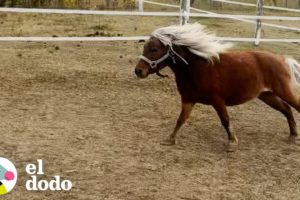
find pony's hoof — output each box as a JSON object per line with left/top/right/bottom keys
{"left": 288, "top": 135, "right": 298, "bottom": 144}
{"left": 226, "top": 140, "right": 238, "bottom": 152}
{"left": 160, "top": 138, "right": 176, "bottom": 146}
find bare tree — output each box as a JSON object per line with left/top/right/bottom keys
{"left": 265, "top": 0, "right": 277, "bottom": 6}
{"left": 10, "top": 0, "right": 17, "bottom": 7}
{"left": 105, "top": 0, "right": 118, "bottom": 9}
{"left": 0, "top": 0, "right": 5, "bottom": 6}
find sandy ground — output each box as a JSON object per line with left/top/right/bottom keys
{"left": 0, "top": 40, "right": 299, "bottom": 200}
{"left": 1, "top": 1, "right": 300, "bottom": 199}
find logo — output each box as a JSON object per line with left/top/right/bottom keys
{"left": 0, "top": 157, "right": 17, "bottom": 195}
{"left": 26, "top": 159, "right": 72, "bottom": 191}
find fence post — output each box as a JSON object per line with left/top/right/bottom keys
{"left": 138, "top": 0, "right": 143, "bottom": 12}
{"left": 254, "top": 0, "right": 263, "bottom": 46}
{"left": 180, "top": 0, "right": 190, "bottom": 25}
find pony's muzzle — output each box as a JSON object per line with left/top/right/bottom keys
{"left": 135, "top": 68, "right": 143, "bottom": 77}
{"left": 135, "top": 63, "right": 149, "bottom": 78}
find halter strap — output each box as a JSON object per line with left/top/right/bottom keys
{"left": 169, "top": 46, "right": 188, "bottom": 65}
{"left": 139, "top": 47, "right": 188, "bottom": 71}
{"left": 139, "top": 51, "right": 171, "bottom": 69}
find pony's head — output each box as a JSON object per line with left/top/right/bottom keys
{"left": 135, "top": 37, "right": 171, "bottom": 78}
{"left": 135, "top": 23, "right": 232, "bottom": 78}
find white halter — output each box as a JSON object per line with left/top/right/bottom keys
{"left": 139, "top": 51, "right": 171, "bottom": 69}
{"left": 139, "top": 46, "right": 188, "bottom": 70}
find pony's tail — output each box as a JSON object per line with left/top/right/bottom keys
{"left": 285, "top": 57, "right": 300, "bottom": 86}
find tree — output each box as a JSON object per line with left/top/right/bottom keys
{"left": 0, "top": 0, "right": 5, "bottom": 7}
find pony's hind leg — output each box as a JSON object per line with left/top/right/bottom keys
{"left": 279, "top": 91, "right": 300, "bottom": 113}
{"left": 272, "top": 83, "right": 300, "bottom": 142}
{"left": 258, "top": 92, "right": 297, "bottom": 141}
{"left": 272, "top": 77, "right": 300, "bottom": 113}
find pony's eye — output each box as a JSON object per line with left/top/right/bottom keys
{"left": 151, "top": 49, "right": 158, "bottom": 52}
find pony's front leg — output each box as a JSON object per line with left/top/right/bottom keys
{"left": 212, "top": 97, "right": 238, "bottom": 152}
{"left": 161, "top": 102, "right": 195, "bottom": 146}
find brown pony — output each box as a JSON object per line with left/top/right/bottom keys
{"left": 135, "top": 23, "right": 300, "bottom": 152}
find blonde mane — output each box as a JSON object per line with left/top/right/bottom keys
{"left": 151, "top": 23, "right": 232, "bottom": 63}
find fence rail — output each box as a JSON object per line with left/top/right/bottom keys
{"left": 0, "top": 36, "right": 299, "bottom": 43}
{"left": 212, "top": 0, "right": 300, "bottom": 13}
{"left": 0, "top": 0, "right": 299, "bottom": 44}
{"left": 144, "top": 0, "right": 300, "bottom": 32}
{"left": 0, "top": 7, "right": 299, "bottom": 20}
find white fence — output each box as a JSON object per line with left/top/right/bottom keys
{"left": 211, "top": 0, "right": 300, "bottom": 13}
{"left": 0, "top": 0, "right": 299, "bottom": 45}
{"left": 0, "top": 36, "right": 298, "bottom": 43}
{"left": 144, "top": 0, "right": 300, "bottom": 32}
{"left": 0, "top": 7, "right": 298, "bottom": 20}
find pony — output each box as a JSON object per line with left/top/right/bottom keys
{"left": 135, "top": 23, "right": 300, "bottom": 152}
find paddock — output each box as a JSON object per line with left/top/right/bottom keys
{"left": 1, "top": 1, "right": 300, "bottom": 199}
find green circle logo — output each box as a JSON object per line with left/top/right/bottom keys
{"left": 0, "top": 157, "right": 17, "bottom": 195}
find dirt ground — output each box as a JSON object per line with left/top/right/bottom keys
{"left": 1, "top": 1, "right": 300, "bottom": 200}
